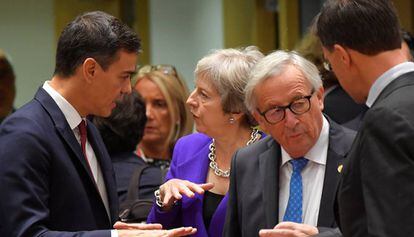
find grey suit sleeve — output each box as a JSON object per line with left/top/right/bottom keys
{"left": 223, "top": 150, "right": 242, "bottom": 237}
{"left": 314, "top": 227, "right": 342, "bottom": 237}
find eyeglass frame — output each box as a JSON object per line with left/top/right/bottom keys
{"left": 257, "top": 89, "right": 315, "bottom": 124}
{"left": 133, "top": 64, "right": 182, "bottom": 87}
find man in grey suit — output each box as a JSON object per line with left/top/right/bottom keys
{"left": 224, "top": 51, "right": 355, "bottom": 237}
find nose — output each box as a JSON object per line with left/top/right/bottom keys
{"left": 186, "top": 90, "right": 197, "bottom": 108}
{"left": 284, "top": 108, "right": 299, "bottom": 128}
{"left": 121, "top": 79, "right": 132, "bottom": 94}
{"left": 146, "top": 103, "right": 154, "bottom": 119}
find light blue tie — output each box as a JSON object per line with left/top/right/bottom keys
{"left": 283, "top": 157, "right": 308, "bottom": 223}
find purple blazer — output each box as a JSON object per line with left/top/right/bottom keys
{"left": 147, "top": 133, "right": 228, "bottom": 237}
{"left": 147, "top": 132, "right": 265, "bottom": 236}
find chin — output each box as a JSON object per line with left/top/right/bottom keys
{"left": 142, "top": 135, "right": 164, "bottom": 144}
{"left": 96, "top": 109, "right": 112, "bottom": 118}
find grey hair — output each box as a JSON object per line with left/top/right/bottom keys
{"left": 245, "top": 50, "right": 322, "bottom": 112}
{"left": 194, "top": 46, "right": 264, "bottom": 125}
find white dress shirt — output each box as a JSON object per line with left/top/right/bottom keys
{"left": 279, "top": 116, "right": 329, "bottom": 226}
{"left": 42, "top": 81, "right": 111, "bottom": 220}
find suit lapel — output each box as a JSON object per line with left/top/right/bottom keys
{"left": 176, "top": 140, "right": 211, "bottom": 235}
{"left": 56, "top": 126, "right": 97, "bottom": 183}
{"left": 35, "top": 88, "right": 97, "bottom": 185}
{"left": 87, "top": 122, "right": 119, "bottom": 223}
{"left": 318, "top": 119, "right": 354, "bottom": 227}
{"left": 208, "top": 194, "right": 229, "bottom": 236}
{"left": 260, "top": 139, "right": 281, "bottom": 228}
{"left": 176, "top": 140, "right": 211, "bottom": 186}
{"left": 318, "top": 145, "right": 343, "bottom": 226}
{"left": 35, "top": 88, "right": 113, "bottom": 223}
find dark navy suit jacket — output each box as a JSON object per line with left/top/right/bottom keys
{"left": 0, "top": 88, "right": 118, "bottom": 237}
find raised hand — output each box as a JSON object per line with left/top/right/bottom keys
{"left": 158, "top": 179, "right": 214, "bottom": 210}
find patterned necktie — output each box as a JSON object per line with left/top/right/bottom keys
{"left": 283, "top": 157, "right": 308, "bottom": 223}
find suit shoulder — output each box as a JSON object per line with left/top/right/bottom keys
{"left": 233, "top": 136, "right": 273, "bottom": 164}
{"left": 0, "top": 102, "right": 51, "bottom": 137}
{"left": 340, "top": 124, "right": 357, "bottom": 141}
{"left": 329, "top": 121, "right": 357, "bottom": 156}
{"left": 172, "top": 133, "right": 211, "bottom": 163}
{"left": 175, "top": 133, "right": 211, "bottom": 150}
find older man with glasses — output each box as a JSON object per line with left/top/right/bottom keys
{"left": 224, "top": 50, "right": 356, "bottom": 237}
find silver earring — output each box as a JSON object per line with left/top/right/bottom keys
{"left": 229, "top": 117, "right": 235, "bottom": 124}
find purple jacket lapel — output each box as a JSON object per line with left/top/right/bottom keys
{"left": 208, "top": 194, "right": 229, "bottom": 237}
{"left": 175, "top": 138, "right": 211, "bottom": 236}
{"left": 173, "top": 134, "right": 228, "bottom": 236}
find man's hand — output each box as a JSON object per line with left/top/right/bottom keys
{"left": 117, "top": 227, "right": 197, "bottom": 237}
{"left": 114, "top": 221, "right": 163, "bottom": 230}
{"left": 259, "top": 222, "right": 318, "bottom": 237}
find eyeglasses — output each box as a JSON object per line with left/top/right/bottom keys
{"left": 257, "top": 89, "right": 315, "bottom": 124}
{"left": 138, "top": 64, "right": 177, "bottom": 76}
{"left": 133, "top": 64, "right": 181, "bottom": 87}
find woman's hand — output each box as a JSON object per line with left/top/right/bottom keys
{"left": 158, "top": 179, "right": 214, "bottom": 211}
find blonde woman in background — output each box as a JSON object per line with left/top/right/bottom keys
{"left": 134, "top": 65, "right": 193, "bottom": 172}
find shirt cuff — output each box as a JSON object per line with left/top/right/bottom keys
{"left": 111, "top": 229, "right": 119, "bottom": 237}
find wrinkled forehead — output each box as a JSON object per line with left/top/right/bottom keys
{"left": 265, "top": 65, "right": 313, "bottom": 94}
{"left": 254, "top": 70, "right": 313, "bottom": 109}
{"left": 195, "top": 73, "right": 220, "bottom": 92}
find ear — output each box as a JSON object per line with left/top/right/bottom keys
{"left": 252, "top": 111, "right": 267, "bottom": 131}
{"left": 333, "top": 44, "right": 351, "bottom": 68}
{"left": 82, "top": 58, "right": 98, "bottom": 83}
{"left": 315, "top": 86, "right": 325, "bottom": 111}
{"left": 230, "top": 112, "right": 244, "bottom": 122}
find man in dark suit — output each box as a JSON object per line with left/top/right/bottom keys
{"left": 0, "top": 11, "right": 194, "bottom": 237}
{"left": 224, "top": 51, "right": 355, "bottom": 237}
{"left": 316, "top": 0, "right": 414, "bottom": 236}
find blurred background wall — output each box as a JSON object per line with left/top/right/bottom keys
{"left": 0, "top": 0, "right": 413, "bottom": 108}
{"left": 0, "top": 0, "right": 54, "bottom": 108}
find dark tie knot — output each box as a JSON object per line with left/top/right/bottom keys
{"left": 289, "top": 157, "right": 308, "bottom": 172}
{"left": 78, "top": 120, "right": 87, "bottom": 137}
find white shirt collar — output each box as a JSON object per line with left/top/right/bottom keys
{"left": 42, "top": 81, "right": 82, "bottom": 129}
{"left": 366, "top": 61, "right": 414, "bottom": 107}
{"left": 281, "top": 116, "right": 329, "bottom": 166}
